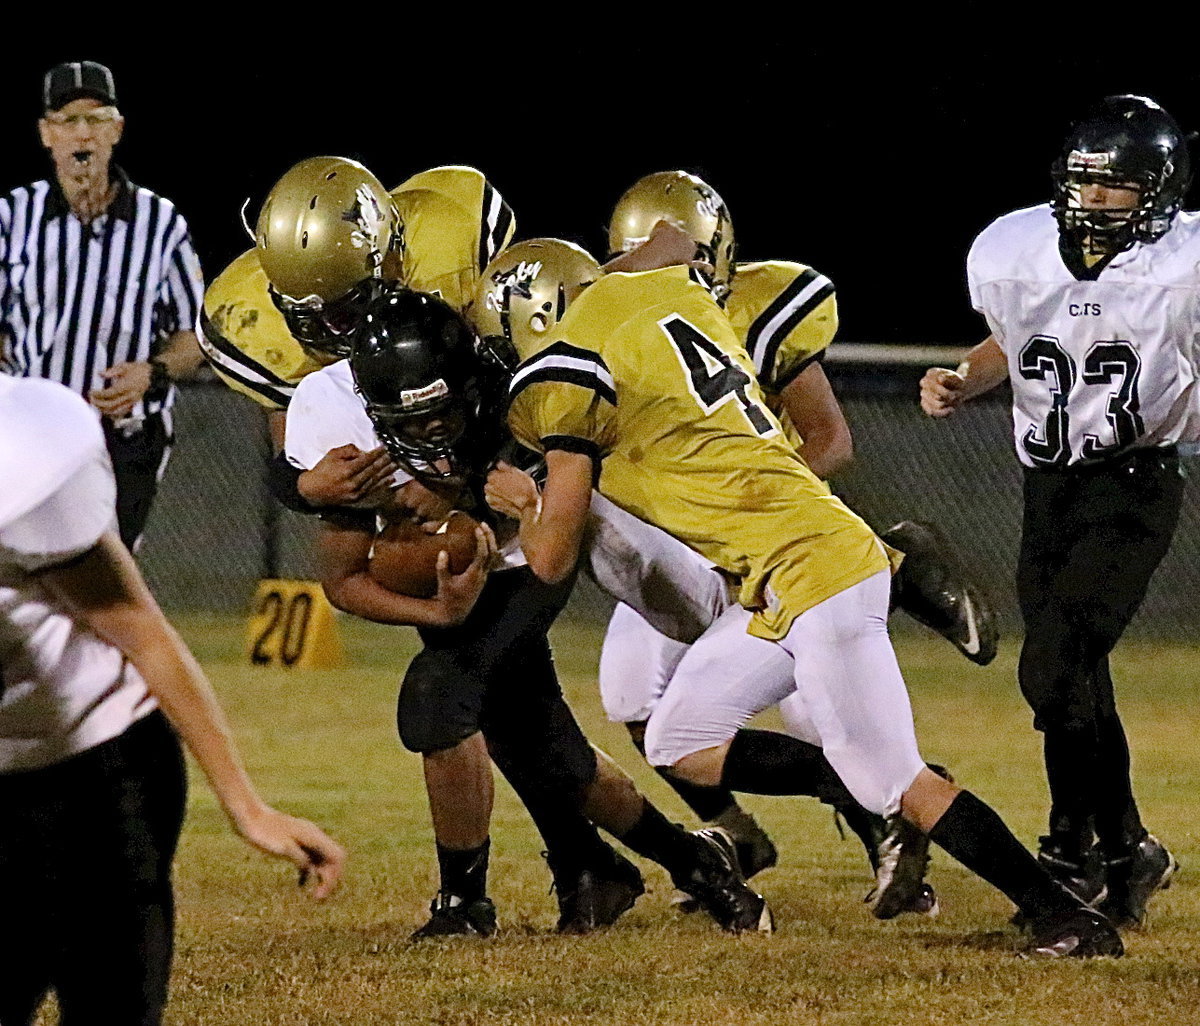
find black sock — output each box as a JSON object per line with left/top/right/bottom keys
{"left": 928, "top": 792, "right": 1077, "bottom": 918}
{"left": 655, "top": 769, "right": 738, "bottom": 822}
{"left": 833, "top": 802, "right": 887, "bottom": 872}
{"left": 611, "top": 799, "right": 696, "bottom": 881}
{"left": 436, "top": 838, "right": 490, "bottom": 901}
{"left": 719, "top": 728, "right": 852, "bottom": 804}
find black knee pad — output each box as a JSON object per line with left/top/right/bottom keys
{"left": 397, "top": 648, "right": 485, "bottom": 754}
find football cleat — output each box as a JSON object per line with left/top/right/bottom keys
{"left": 1027, "top": 906, "right": 1124, "bottom": 959}
{"left": 410, "top": 892, "right": 498, "bottom": 940}
{"left": 673, "top": 828, "right": 774, "bottom": 934}
{"left": 881, "top": 520, "right": 998, "bottom": 666}
{"left": 672, "top": 815, "right": 779, "bottom": 914}
{"left": 710, "top": 806, "right": 779, "bottom": 880}
{"left": 1037, "top": 836, "right": 1109, "bottom": 908}
{"left": 866, "top": 815, "right": 939, "bottom": 920}
{"left": 555, "top": 851, "right": 646, "bottom": 934}
{"left": 1098, "top": 834, "right": 1178, "bottom": 928}
{"left": 734, "top": 827, "right": 780, "bottom": 881}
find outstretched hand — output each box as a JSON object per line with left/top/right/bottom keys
{"left": 234, "top": 804, "right": 347, "bottom": 900}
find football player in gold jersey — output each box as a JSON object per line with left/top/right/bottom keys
{"left": 469, "top": 238, "right": 933, "bottom": 919}
{"left": 479, "top": 237, "right": 1124, "bottom": 957}
{"left": 598, "top": 172, "right": 995, "bottom": 910}
{"left": 199, "top": 157, "right": 515, "bottom": 510}
{"left": 609, "top": 171, "right": 996, "bottom": 662}
{"left": 202, "top": 160, "right": 769, "bottom": 938}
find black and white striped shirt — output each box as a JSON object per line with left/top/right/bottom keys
{"left": 0, "top": 167, "right": 203, "bottom": 421}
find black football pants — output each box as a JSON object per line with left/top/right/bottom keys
{"left": 1016, "top": 447, "right": 1183, "bottom": 859}
{"left": 0, "top": 712, "right": 187, "bottom": 1026}
{"left": 103, "top": 411, "right": 173, "bottom": 554}
{"left": 400, "top": 568, "right": 609, "bottom": 881}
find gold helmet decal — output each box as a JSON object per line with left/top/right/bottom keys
{"left": 469, "top": 239, "right": 601, "bottom": 365}
{"left": 256, "top": 156, "right": 402, "bottom": 305}
{"left": 608, "top": 170, "right": 735, "bottom": 300}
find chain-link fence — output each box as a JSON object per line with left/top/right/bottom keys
{"left": 140, "top": 378, "right": 1200, "bottom": 640}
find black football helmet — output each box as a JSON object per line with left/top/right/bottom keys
{"left": 350, "top": 288, "right": 500, "bottom": 483}
{"left": 1052, "top": 94, "right": 1192, "bottom": 254}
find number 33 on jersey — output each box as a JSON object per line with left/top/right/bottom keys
{"left": 968, "top": 204, "right": 1200, "bottom": 468}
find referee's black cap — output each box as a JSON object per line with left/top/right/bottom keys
{"left": 43, "top": 61, "right": 117, "bottom": 112}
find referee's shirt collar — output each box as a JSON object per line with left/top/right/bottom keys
{"left": 44, "top": 164, "right": 135, "bottom": 222}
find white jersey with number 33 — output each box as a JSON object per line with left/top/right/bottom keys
{"left": 968, "top": 204, "right": 1200, "bottom": 468}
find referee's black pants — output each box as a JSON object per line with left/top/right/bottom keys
{"left": 401, "top": 568, "right": 609, "bottom": 881}
{"left": 103, "top": 411, "right": 174, "bottom": 553}
{"left": 0, "top": 712, "right": 187, "bottom": 1026}
{"left": 1016, "top": 447, "right": 1184, "bottom": 860}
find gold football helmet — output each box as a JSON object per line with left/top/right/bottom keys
{"left": 469, "top": 238, "right": 602, "bottom": 369}
{"left": 256, "top": 156, "right": 402, "bottom": 356}
{"left": 607, "top": 170, "right": 735, "bottom": 301}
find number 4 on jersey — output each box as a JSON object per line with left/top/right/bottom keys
{"left": 660, "top": 315, "right": 776, "bottom": 436}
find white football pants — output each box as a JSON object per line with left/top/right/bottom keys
{"left": 583, "top": 491, "right": 729, "bottom": 645}
{"left": 587, "top": 490, "right": 817, "bottom": 740}
{"left": 643, "top": 570, "right": 926, "bottom": 817}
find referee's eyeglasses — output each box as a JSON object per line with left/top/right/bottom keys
{"left": 43, "top": 106, "right": 121, "bottom": 127}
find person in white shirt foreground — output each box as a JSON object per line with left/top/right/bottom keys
{"left": 0, "top": 376, "right": 344, "bottom": 1026}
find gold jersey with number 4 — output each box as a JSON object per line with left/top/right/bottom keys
{"left": 199, "top": 166, "right": 515, "bottom": 410}
{"left": 506, "top": 265, "right": 887, "bottom": 640}
{"left": 725, "top": 260, "right": 837, "bottom": 450}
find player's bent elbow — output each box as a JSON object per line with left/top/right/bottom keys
{"left": 823, "top": 430, "right": 854, "bottom": 477}
{"left": 527, "top": 549, "right": 577, "bottom": 586}
{"left": 320, "top": 577, "right": 356, "bottom": 616}
{"left": 805, "top": 427, "right": 854, "bottom": 480}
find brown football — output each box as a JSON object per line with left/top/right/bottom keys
{"left": 368, "top": 512, "right": 481, "bottom": 598}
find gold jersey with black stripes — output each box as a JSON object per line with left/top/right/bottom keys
{"left": 506, "top": 266, "right": 888, "bottom": 640}
{"left": 393, "top": 165, "right": 515, "bottom": 289}
{"left": 199, "top": 166, "right": 515, "bottom": 410}
{"left": 725, "top": 260, "right": 837, "bottom": 449}
{"left": 198, "top": 249, "right": 329, "bottom": 410}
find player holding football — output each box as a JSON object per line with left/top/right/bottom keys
{"left": 291, "top": 287, "right": 773, "bottom": 935}
{"left": 480, "top": 235, "right": 1124, "bottom": 957}
{"left": 212, "top": 161, "right": 769, "bottom": 935}
{"left": 199, "top": 157, "right": 525, "bottom": 936}
{"left": 920, "top": 94, "right": 1196, "bottom": 927}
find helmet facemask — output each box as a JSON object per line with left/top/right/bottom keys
{"left": 271, "top": 278, "right": 384, "bottom": 359}
{"left": 1051, "top": 95, "right": 1192, "bottom": 257}
{"left": 362, "top": 388, "right": 475, "bottom": 486}
{"left": 1053, "top": 167, "right": 1163, "bottom": 255}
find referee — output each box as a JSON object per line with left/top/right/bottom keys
{"left": 0, "top": 60, "right": 204, "bottom": 551}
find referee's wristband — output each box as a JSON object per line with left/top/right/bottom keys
{"left": 147, "top": 358, "right": 172, "bottom": 402}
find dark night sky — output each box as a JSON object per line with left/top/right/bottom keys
{"left": 4, "top": 33, "right": 1198, "bottom": 344}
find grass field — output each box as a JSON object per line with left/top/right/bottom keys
{"left": 39, "top": 613, "right": 1200, "bottom": 1025}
